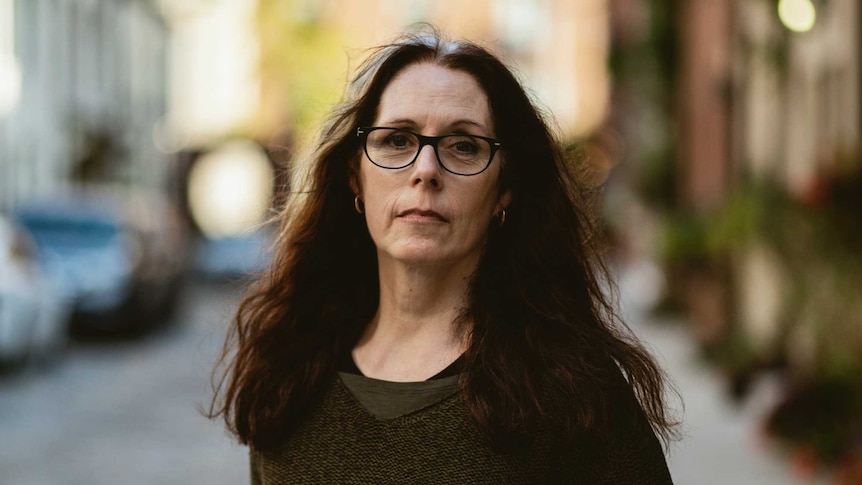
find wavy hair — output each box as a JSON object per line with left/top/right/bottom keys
{"left": 209, "top": 27, "right": 678, "bottom": 451}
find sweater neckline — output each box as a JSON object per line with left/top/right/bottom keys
{"left": 338, "top": 352, "right": 466, "bottom": 381}
{"left": 333, "top": 373, "right": 464, "bottom": 424}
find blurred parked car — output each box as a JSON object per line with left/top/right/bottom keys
{"left": 12, "top": 187, "right": 190, "bottom": 336}
{"left": 0, "top": 216, "right": 69, "bottom": 367}
{"left": 194, "top": 229, "right": 274, "bottom": 280}
{"left": 124, "top": 190, "right": 191, "bottom": 324}
{"left": 12, "top": 192, "right": 137, "bottom": 335}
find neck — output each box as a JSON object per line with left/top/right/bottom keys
{"left": 352, "top": 252, "right": 477, "bottom": 381}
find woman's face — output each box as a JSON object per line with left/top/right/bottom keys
{"left": 356, "top": 62, "right": 510, "bottom": 268}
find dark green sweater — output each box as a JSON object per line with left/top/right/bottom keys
{"left": 249, "top": 374, "right": 673, "bottom": 484}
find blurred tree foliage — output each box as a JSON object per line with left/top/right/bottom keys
{"left": 766, "top": 377, "right": 862, "bottom": 468}
{"left": 660, "top": 158, "right": 862, "bottom": 377}
{"left": 256, "top": 0, "right": 348, "bottom": 136}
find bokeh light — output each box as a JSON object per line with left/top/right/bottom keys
{"left": 778, "top": 0, "right": 817, "bottom": 33}
{"left": 0, "top": 54, "right": 20, "bottom": 117}
{"left": 187, "top": 140, "right": 274, "bottom": 238}
{"left": 0, "top": 0, "right": 20, "bottom": 117}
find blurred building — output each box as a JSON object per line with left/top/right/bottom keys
{"left": 158, "top": 0, "right": 260, "bottom": 147}
{"left": 668, "top": 3, "right": 862, "bottom": 474}
{"left": 676, "top": 0, "right": 861, "bottom": 348}
{"left": 680, "top": 0, "right": 860, "bottom": 212}
{"left": 732, "top": 0, "right": 860, "bottom": 355}
{"left": 0, "top": 0, "right": 170, "bottom": 210}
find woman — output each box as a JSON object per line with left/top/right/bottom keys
{"left": 210, "top": 28, "right": 677, "bottom": 484}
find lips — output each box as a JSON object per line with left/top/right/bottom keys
{"left": 397, "top": 208, "right": 448, "bottom": 222}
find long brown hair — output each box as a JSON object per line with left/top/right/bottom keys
{"left": 209, "top": 27, "right": 678, "bottom": 451}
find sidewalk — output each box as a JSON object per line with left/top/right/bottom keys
{"left": 619, "top": 262, "right": 829, "bottom": 484}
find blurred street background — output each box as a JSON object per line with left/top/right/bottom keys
{"left": 1, "top": 0, "right": 860, "bottom": 483}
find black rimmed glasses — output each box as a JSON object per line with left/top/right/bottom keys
{"left": 356, "top": 126, "right": 502, "bottom": 176}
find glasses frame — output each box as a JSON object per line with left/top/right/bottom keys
{"left": 356, "top": 126, "right": 503, "bottom": 176}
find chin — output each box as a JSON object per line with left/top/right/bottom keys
{"left": 384, "top": 242, "right": 481, "bottom": 268}
{"left": 389, "top": 247, "right": 449, "bottom": 265}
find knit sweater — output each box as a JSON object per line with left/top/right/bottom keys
{"left": 249, "top": 375, "right": 673, "bottom": 484}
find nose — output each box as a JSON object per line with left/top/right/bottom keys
{"left": 411, "top": 144, "right": 442, "bottom": 188}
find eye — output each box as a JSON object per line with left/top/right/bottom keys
{"left": 442, "top": 136, "right": 482, "bottom": 156}
{"left": 452, "top": 140, "right": 479, "bottom": 154}
{"left": 384, "top": 132, "right": 415, "bottom": 149}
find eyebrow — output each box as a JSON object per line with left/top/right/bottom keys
{"left": 382, "top": 118, "right": 490, "bottom": 134}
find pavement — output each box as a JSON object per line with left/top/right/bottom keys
{"left": 619, "top": 259, "right": 830, "bottom": 485}
{"left": 0, "top": 281, "right": 248, "bottom": 485}
{"left": 0, "top": 276, "right": 833, "bottom": 484}
{"left": 634, "top": 318, "right": 827, "bottom": 484}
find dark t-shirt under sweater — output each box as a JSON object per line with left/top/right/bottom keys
{"left": 248, "top": 372, "right": 673, "bottom": 484}
{"left": 336, "top": 353, "right": 463, "bottom": 420}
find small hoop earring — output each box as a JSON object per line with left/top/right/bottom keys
{"left": 498, "top": 209, "right": 506, "bottom": 227}
{"left": 354, "top": 195, "right": 364, "bottom": 214}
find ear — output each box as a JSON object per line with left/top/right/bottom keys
{"left": 496, "top": 189, "right": 512, "bottom": 213}
{"left": 349, "top": 157, "right": 362, "bottom": 196}
{"left": 350, "top": 176, "right": 360, "bottom": 197}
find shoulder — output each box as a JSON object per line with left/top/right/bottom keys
{"left": 541, "top": 366, "right": 674, "bottom": 484}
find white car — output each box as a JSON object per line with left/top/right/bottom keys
{"left": 0, "top": 216, "right": 69, "bottom": 367}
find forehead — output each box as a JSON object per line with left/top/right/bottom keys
{"left": 375, "top": 63, "right": 492, "bottom": 133}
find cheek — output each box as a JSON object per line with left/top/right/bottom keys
{"left": 456, "top": 184, "right": 500, "bottom": 228}
{"left": 356, "top": 160, "right": 371, "bottom": 196}
{"left": 358, "top": 165, "right": 398, "bottom": 228}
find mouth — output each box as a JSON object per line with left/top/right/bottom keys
{"left": 397, "top": 208, "right": 448, "bottom": 222}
